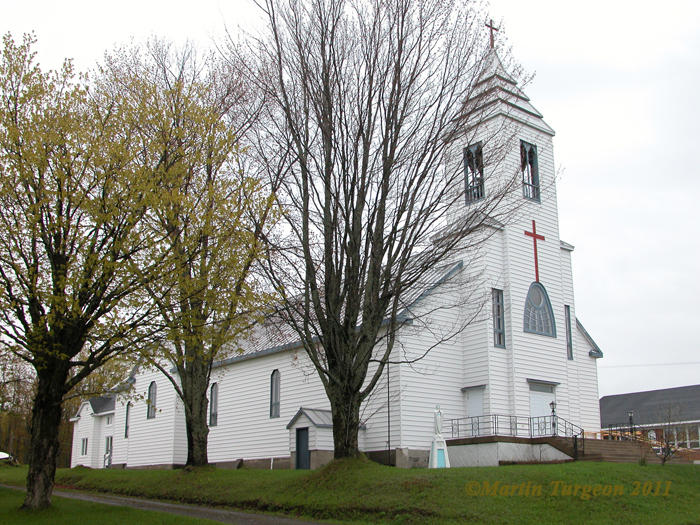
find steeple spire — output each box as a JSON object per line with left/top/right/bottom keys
{"left": 462, "top": 42, "right": 556, "bottom": 137}
{"left": 485, "top": 19, "right": 499, "bottom": 49}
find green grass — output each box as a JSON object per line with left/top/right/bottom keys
{"left": 0, "top": 486, "right": 224, "bottom": 525}
{"left": 1, "top": 459, "right": 699, "bottom": 524}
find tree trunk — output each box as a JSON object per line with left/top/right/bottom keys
{"left": 184, "top": 396, "right": 210, "bottom": 466}
{"left": 329, "top": 388, "right": 362, "bottom": 459}
{"left": 181, "top": 352, "right": 210, "bottom": 466}
{"left": 22, "top": 364, "right": 67, "bottom": 510}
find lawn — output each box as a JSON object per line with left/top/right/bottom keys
{"left": 0, "top": 486, "right": 225, "bottom": 525}
{"left": 1, "top": 459, "right": 699, "bottom": 524}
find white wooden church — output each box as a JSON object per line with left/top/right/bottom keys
{"left": 71, "top": 48, "right": 604, "bottom": 470}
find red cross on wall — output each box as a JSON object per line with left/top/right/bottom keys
{"left": 524, "top": 220, "right": 545, "bottom": 282}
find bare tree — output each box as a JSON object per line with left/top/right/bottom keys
{"left": 656, "top": 404, "right": 682, "bottom": 465}
{"left": 242, "top": 0, "right": 522, "bottom": 458}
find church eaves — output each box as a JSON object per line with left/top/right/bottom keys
{"left": 576, "top": 318, "right": 604, "bottom": 358}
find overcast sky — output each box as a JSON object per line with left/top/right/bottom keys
{"left": 4, "top": 1, "right": 699, "bottom": 398}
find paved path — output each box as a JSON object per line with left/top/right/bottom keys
{"left": 1, "top": 484, "right": 322, "bottom": 525}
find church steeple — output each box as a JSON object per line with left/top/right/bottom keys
{"left": 463, "top": 49, "right": 555, "bottom": 137}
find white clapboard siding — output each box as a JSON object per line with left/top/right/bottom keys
{"left": 574, "top": 326, "right": 603, "bottom": 433}
{"left": 70, "top": 402, "right": 94, "bottom": 467}
{"left": 120, "top": 367, "right": 181, "bottom": 467}
{"left": 207, "top": 341, "right": 398, "bottom": 462}
{"left": 397, "top": 283, "right": 471, "bottom": 449}
{"left": 90, "top": 414, "right": 103, "bottom": 467}
{"left": 359, "top": 342, "right": 403, "bottom": 452}
{"left": 111, "top": 398, "right": 128, "bottom": 466}
{"left": 206, "top": 349, "right": 329, "bottom": 462}
{"left": 560, "top": 247, "right": 580, "bottom": 424}
{"left": 484, "top": 229, "right": 514, "bottom": 416}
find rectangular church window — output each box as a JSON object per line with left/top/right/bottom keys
{"left": 147, "top": 381, "right": 157, "bottom": 419}
{"left": 209, "top": 382, "right": 218, "bottom": 427}
{"left": 464, "top": 143, "right": 484, "bottom": 203}
{"left": 492, "top": 288, "right": 505, "bottom": 348}
{"left": 565, "top": 305, "right": 573, "bottom": 360}
{"left": 521, "top": 140, "right": 540, "bottom": 201}
{"left": 125, "top": 402, "right": 131, "bottom": 438}
{"left": 81, "top": 438, "right": 88, "bottom": 456}
{"left": 270, "top": 370, "right": 280, "bottom": 418}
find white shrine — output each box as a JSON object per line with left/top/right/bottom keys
{"left": 71, "top": 45, "right": 603, "bottom": 470}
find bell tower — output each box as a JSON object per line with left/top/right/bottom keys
{"left": 450, "top": 32, "right": 600, "bottom": 432}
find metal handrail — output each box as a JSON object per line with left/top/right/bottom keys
{"left": 449, "top": 414, "right": 585, "bottom": 458}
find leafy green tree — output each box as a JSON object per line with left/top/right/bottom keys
{"left": 0, "top": 33, "right": 160, "bottom": 509}
{"left": 101, "top": 41, "right": 278, "bottom": 466}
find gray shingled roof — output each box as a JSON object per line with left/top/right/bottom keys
{"left": 89, "top": 395, "right": 115, "bottom": 415}
{"left": 462, "top": 49, "right": 556, "bottom": 137}
{"left": 286, "top": 407, "right": 334, "bottom": 429}
{"left": 212, "top": 260, "right": 464, "bottom": 370}
{"left": 600, "top": 384, "right": 700, "bottom": 428}
{"left": 286, "top": 407, "right": 367, "bottom": 430}
{"left": 576, "top": 319, "right": 604, "bottom": 358}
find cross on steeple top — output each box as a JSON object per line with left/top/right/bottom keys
{"left": 485, "top": 19, "right": 499, "bottom": 49}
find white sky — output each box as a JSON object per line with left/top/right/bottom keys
{"left": 4, "top": 0, "right": 699, "bottom": 398}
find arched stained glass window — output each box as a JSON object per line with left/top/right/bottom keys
{"left": 523, "top": 282, "right": 556, "bottom": 337}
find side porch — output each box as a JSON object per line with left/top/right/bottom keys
{"left": 446, "top": 414, "right": 695, "bottom": 466}
{"left": 446, "top": 413, "right": 585, "bottom": 467}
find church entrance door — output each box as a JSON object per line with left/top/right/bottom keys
{"left": 529, "top": 382, "right": 555, "bottom": 436}
{"left": 530, "top": 390, "right": 555, "bottom": 416}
